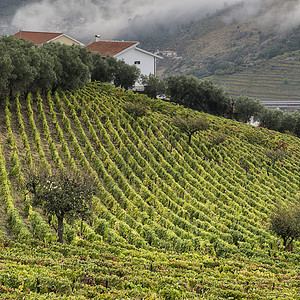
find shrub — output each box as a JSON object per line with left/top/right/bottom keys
{"left": 123, "top": 102, "right": 148, "bottom": 119}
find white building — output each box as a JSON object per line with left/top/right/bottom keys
{"left": 86, "top": 37, "right": 162, "bottom": 89}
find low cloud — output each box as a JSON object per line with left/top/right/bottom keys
{"left": 11, "top": 0, "right": 300, "bottom": 42}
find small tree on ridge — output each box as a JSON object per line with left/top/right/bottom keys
{"left": 173, "top": 115, "right": 210, "bottom": 144}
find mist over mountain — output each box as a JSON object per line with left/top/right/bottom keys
{"left": 7, "top": 0, "right": 300, "bottom": 44}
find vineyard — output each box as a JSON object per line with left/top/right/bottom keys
{"left": 0, "top": 82, "right": 299, "bottom": 299}
{"left": 210, "top": 51, "right": 300, "bottom": 104}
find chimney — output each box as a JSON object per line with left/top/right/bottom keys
{"left": 95, "top": 34, "right": 101, "bottom": 42}
{"left": 19, "top": 29, "right": 22, "bottom": 39}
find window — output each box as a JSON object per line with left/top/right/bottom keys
{"left": 134, "top": 61, "right": 141, "bottom": 65}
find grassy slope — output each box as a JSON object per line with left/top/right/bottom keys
{"left": 209, "top": 51, "right": 300, "bottom": 103}
{"left": 0, "top": 82, "right": 299, "bottom": 299}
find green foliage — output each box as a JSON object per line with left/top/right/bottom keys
{"left": 264, "top": 149, "right": 286, "bottom": 166}
{"left": 105, "top": 55, "right": 141, "bottom": 89}
{"left": 25, "top": 169, "right": 97, "bottom": 243}
{"left": 0, "top": 44, "right": 13, "bottom": 96}
{"left": 210, "top": 131, "right": 226, "bottom": 147}
{"left": 0, "top": 82, "right": 299, "bottom": 299}
{"left": 173, "top": 114, "right": 210, "bottom": 144}
{"left": 0, "top": 36, "right": 139, "bottom": 97}
{"left": 166, "top": 75, "right": 204, "bottom": 110}
{"left": 90, "top": 54, "right": 140, "bottom": 89}
{"left": 90, "top": 52, "right": 113, "bottom": 82}
{"left": 0, "top": 36, "right": 39, "bottom": 96}
{"left": 259, "top": 109, "right": 284, "bottom": 131}
{"left": 280, "top": 111, "right": 299, "bottom": 134}
{"left": 160, "top": 286, "right": 181, "bottom": 299}
{"left": 43, "top": 43, "right": 92, "bottom": 91}
{"left": 123, "top": 102, "right": 148, "bottom": 119}
{"left": 141, "top": 74, "right": 166, "bottom": 98}
{"left": 233, "top": 96, "right": 264, "bottom": 123}
{"left": 270, "top": 203, "right": 300, "bottom": 248}
{"left": 166, "top": 75, "right": 231, "bottom": 116}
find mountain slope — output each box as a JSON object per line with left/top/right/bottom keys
{"left": 209, "top": 50, "right": 300, "bottom": 108}
{"left": 0, "top": 82, "right": 299, "bottom": 298}
{"left": 144, "top": 0, "right": 300, "bottom": 79}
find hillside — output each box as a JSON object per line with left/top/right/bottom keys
{"left": 209, "top": 51, "right": 300, "bottom": 108}
{"left": 131, "top": 0, "right": 300, "bottom": 105}
{"left": 0, "top": 82, "right": 299, "bottom": 299}
{"left": 140, "top": 1, "right": 299, "bottom": 74}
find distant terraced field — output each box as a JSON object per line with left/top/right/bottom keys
{"left": 210, "top": 51, "right": 300, "bottom": 109}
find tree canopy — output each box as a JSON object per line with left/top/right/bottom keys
{"left": 25, "top": 169, "right": 97, "bottom": 243}
{"left": 165, "top": 75, "right": 231, "bottom": 116}
{"left": 270, "top": 203, "right": 300, "bottom": 250}
{"left": 173, "top": 114, "right": 210, "bottom": 144}
{"left": 0, "top": 36, "right": 140, "bottom": 99}
{"left": 233, "top": 96, "right": 264, "bottom": 123}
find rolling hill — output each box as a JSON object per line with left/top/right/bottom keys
{"left": 0, "top": 82, "right": 299, "bottom": 298}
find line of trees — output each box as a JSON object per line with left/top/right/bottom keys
{"left": 142, "top": 74, "right": 300, "bottom": 137}
{"left": 0, "top": 36, "right": 140, "bottom": 99}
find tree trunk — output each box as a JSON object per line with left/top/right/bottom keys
{"left": 188, "top": 134, "right": 192, "bottom": 145}
{"left": 283, "top": 237, "right": 287, "bottom": 247}
{"left": 285, "top": 238, "right": 293, "bottom": 252}
{"left": 57, "top": 215, "right": 64, "bottom": 243}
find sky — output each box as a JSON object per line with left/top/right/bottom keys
{"left": 11, "top": 0, "right": 300, "bottom": 41}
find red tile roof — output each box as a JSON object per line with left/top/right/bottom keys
{"left": 12, "top": 31, "right": 62, "bottom": 45}
{"left": 86, "top": 41, "right": 138, "bottom": 56}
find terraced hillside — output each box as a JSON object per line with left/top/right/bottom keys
{"left": 0, "top": 82, "right": 299, "bottom": 299}
{"left": 210, "top": 51, "right": 300, "bottom": 108}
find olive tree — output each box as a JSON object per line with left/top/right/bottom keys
{"left": 25, "top": 169, "right": 97, "bottom": 243}
{"left": 0, "top": 44, "right": 13, "bottom": 99}
{"left": 233, "top": 96, "right": 264, "bottom": 123}
{"left": 173, "top": 114, "right": 210, "bottom": 144}
{"left": 166, "top": 75, "right": 230, "bottom": 116}
{"left": 91, "top": 52, "right": 113, "bottom": 82}
{"left": 141, "top": 74, "right": 166, "bottom": 98}
{"left": 270, "top": 203, "right": 300, "bottom": 250}
{"left": 0, "top": 36, "right": 39, "bottom": 96}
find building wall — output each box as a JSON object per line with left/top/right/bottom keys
{"left": 115, "top": 48, "right": 156, "bottom": 77}
{"left": 53, "top": 35, "right": 81, "bottom": 46}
